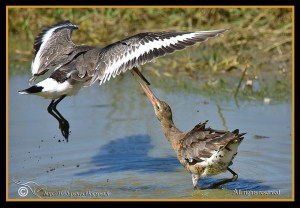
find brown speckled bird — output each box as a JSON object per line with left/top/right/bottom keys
{"left": 133, "top": 70, "right": 245, "bottom": 189}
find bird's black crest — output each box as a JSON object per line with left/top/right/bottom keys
{"left": 19, "top": 86, "right": 44, "bottom": 94}
{"left": 33, "top": 20, "right": 78, "bottom": 57}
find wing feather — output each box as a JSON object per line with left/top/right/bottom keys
{"left": 88, "top": 29, "right": 229, "bottom": 85}
{"left": 30, "top": 21, "right": 78, "bottom": 82}
{"left": 179, "top": 121, "right": 242, "bottom": 163}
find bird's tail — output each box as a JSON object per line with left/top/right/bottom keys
{"left": 18, "top": 85, "right": 44, "bottom": 94}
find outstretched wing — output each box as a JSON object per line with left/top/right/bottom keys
{"left": 30, "top": 21, "right": 78, "bottom": 83}
{"left": 89, "top": 29, "right": 229, "bottom": 85}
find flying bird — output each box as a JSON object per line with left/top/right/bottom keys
{"left": 132, "top": 71, "right": 245, "bottom": 189}
{"left": 18, "top": 20, "right": 229, "bottom": 139}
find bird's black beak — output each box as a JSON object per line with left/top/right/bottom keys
{"left": 132, "top": 67, "right": 151, "bottom": 85}
{"left": 132, "top": 70, "right": 159, "bottom": 107}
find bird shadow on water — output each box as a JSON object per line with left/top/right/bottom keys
{"left": 75, "top": 135, "right": 274, "bottom": 192}
{"left": 76, "top": 134, "right": 179, "bottom": 176}
{"left": 198, "top": 177, "right": 274, "bottom": 192}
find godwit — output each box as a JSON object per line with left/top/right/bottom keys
{"left": 18, "top": 20, "right": 229, "bottom": 139}
{"left": 132, "top": 71, "right": 245, "bottom": 189}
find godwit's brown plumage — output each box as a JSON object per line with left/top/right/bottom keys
{"left": 133, "top": 70, "right": 245, "bottom": 189}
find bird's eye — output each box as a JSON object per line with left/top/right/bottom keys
{"left": 156, "top": 105, "right": 160, "bottom": 110}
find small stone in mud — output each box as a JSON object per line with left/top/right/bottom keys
{"left": 246, "top": 79, "right": 253, "bottom": 88}
{"left": 58, "top": 140, "right": 61, "bottom": 142}
{"left": 76, "top": 164, "right": 80, "bottom": 168}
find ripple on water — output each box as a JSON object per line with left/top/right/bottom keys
{"left": 8, "top": 74, "right": 292, "bottom": 199}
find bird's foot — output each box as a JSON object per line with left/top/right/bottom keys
{"left": 59, "top": 119, "right": 70, "bottom": 140}
{"left": 232, "top": 174, "right": 238, "bottom": 182}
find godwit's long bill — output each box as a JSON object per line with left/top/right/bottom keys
{"left": 132, "top": 71, "right": 245, "bottom": 189}
{"left": 18, "top": 20, "right": 229, "bottom": 139}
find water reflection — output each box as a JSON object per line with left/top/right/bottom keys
{"left": 224, "top": 178, "right": 273, "bottom": 191}
{"left": 76, "top": 134, "right": 275, "bottom": 193}
{"left": 8, "top": 73, "right": 292, "bottom": 199}
{"left": 77, "top": 134, "right": 179, "bottom": 175}
{"left": 196, "top": 177, "right": 274, "bottom": 192}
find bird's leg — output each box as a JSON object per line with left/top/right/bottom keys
{"left": 47, "top": 100, "right": 62, "bottom": 124}
{"left": 52, "top": 105, "right": 70, "bottom": 140}
{"left": 47, "top": 95, "right": 70, "bottom": 140}
{"left": 132, "top": 67, "right": 151, "bottom": 85}
{"left": 227, "top": 167, "right": 238, "bottom": 181}
{"left": 51, "top": 95, "right": 70, "bottom": 140}
{"left": 192, "top": 174, "right": 200, "bottom": 190}
{"left": 208, "top": 168, "right": 238, "bottom": 189}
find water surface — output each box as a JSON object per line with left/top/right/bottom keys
{"left": 8, "top": 73, "right": 292, "bottom": 200}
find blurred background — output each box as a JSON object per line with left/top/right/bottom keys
{"left": 8, "top": 7, "right": 292, "bottom": 101}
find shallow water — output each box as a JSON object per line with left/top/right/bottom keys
{"left": 8, "top": 73, "right": 292, "bottom": 200}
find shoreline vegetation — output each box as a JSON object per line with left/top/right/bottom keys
{"left": 8, "top": 7, "right": 292, "bottom": 102}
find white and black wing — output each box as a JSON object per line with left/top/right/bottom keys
{"left": 90, "top": 29, "right": 229, "bottom": 85}
{"left": 30, "top": 21, "right": 78, "bottom": 83}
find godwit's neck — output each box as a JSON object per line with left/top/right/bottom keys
{"left": 160, "top": 118, "right": 184, "bottom": 153}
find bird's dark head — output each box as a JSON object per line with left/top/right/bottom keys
{"left": 135, "top": 73, "right": 173, "bottom": 123}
